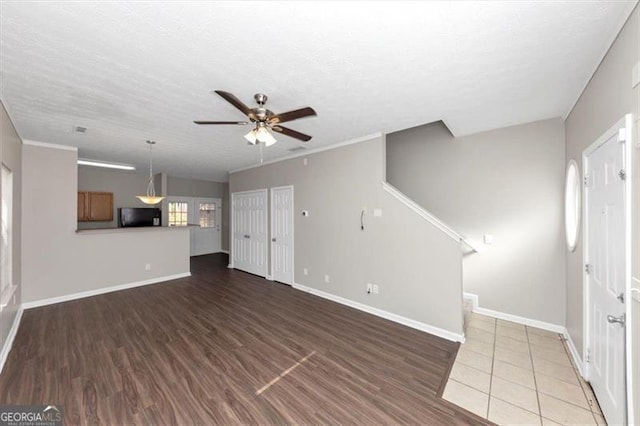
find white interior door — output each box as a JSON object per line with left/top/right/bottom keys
{"left": 192, "top": 198, "right": 222, "bottom": 256}
{"left": 271, "top": 186, "right": 294, "bottom": 285}
{"left": 585, "top": 122, "right": 627, "bottom": 426}
{"left": 168, "top": 197, "right": 222, "bottom": 257}
{"left": 232, "top": 189, "right": 267, "bottom": 277}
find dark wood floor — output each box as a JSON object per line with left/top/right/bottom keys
{"left": 0, "top": 254, "right": 490, "bottom": 425}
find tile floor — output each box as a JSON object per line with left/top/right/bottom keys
{"left": 443, "top": 312, "right": 606, "bottom": 425}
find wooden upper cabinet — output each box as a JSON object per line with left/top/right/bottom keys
{"left": 78, "top": 192, "right": 88, "bottom": 221}
{"left": 78, "top": 191, "right": 113, "bottom": 222}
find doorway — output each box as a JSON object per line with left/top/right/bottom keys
{"left": 583, "top": 115, "right": 632, "bottom": 426}
{"left": 167, "top": 196, "right": 222, "bottom": 256}
{"left": 270, "top": 186, "right": 294, "bottom": 285}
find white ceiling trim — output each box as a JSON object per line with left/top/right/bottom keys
{"left": 23, "top": 139, "right": 78, "bottom": 152}
{"left": 229, "top": 132, "right": 383, "bottom": 174}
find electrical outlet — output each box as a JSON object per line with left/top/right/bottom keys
{"left": 303, "top": 158, "right": 308, "bottom": 166}
{"left": 324, "top": 274, "right": 330, "bottom": 283}
{"left": 145, "top": 263, "right": 151, "bottom": 271}
{"left": 373, "top": 208, "right": 383, "bottom": 217}
{"left": 373, "top": 284, "right": 379, "bottom": 294}
{"left": 303, "top": 268, "right": 308, "bottom": 276}
{"left": 367, "top": 283, "right": 373, "bottom": 294}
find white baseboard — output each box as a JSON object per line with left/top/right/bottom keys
{"left": 473, "top": 305, "right": 566, "bottom": 334}
{"left": 464, "top": 292, "right": 587, "bottom": 379}
{"left": 464, "top": 292, "right": 565, "bottom": 334}
{"left": 0, "top": 307, "right": 23, "bottom": 375}
{"left": 463, "top": 292, "right": 478, "bottom": 310}
{"left": 292, "top": 283, "right": 465, "bottom": 343}
{"left": 563, "top": 330, "right": 586, "bottom": 378}
{"left": 22, "top": 272, "right": 191, "bottom": 310}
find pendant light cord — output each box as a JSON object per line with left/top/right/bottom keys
{"left": 147, "top": 141, "right": 156, "bottom": 197}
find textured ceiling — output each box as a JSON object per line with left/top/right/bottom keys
{"left": 0, "top": 1, "right": 636, "bottom": 181}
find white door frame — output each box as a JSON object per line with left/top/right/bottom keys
{"left": 582, "top": 113, "right": 633, "bottom": 423}
{"left": 270, "top": 185, "right": 294, "bottom": 285}
{"left": 230, "top": 188, "right": 268, "bottom": 274}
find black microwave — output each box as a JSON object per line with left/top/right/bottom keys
{"left": 118, "top": 208, "right": 161, "bottom": 228}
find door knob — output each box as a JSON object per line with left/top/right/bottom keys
{"left": 272, "top": 238, "right": 276, "bottom": 242}
{"left": 607, "top": 313, "right": 625, "bottom": 327}
{"left": 244, "top": 234, "right": 250, "bottom": 239}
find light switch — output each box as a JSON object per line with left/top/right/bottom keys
{"left": 373, "top": 208, "right": 383, "bottom": 217}
{"left": 483, "top": 234, "right": 494, "bottom": 245}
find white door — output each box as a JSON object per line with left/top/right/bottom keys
{"left": 584, "top": 121, "right": 628, "bottom": 426}
{"left": 271, "top": 186, "right": 294, "bottom": 285}
{"left": 192, "top": 198, "right": 222, "bottom": 256}
{"left": 168, "top": 197, "right": 222, "bottom": 256}
{"left": 232, "top": 189, "right": 267, "bottom": 277}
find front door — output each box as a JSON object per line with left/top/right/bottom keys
{"left": 168, "top": 197, "right": 222, "bottom": 256}
{"left": 271, "top": 186, "right": 294, "bottom": 285}
{"left": 192, "top": 198, "right": 222, "bottom": 256}
{"left": 584, "top": 118, "right": 628, "bottom": 426}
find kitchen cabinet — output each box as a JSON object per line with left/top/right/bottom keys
{"left": 78, "top": 191, "right": 113, "bottom": 222}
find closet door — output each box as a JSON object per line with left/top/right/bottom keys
{"left": 232, "top": 189, "right": 267, "bottom": 277}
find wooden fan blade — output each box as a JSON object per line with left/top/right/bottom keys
{"left": 194, "top": 121, "right": 249, "bottom": 125}
{"left": 272, "top": 125, "right": 312, "bottom": 142}
{"left": 270, "top": 107, "right": 317, "bottom": 124}
{"left": 214, "top": 90, "right": 252, "bottom": 116}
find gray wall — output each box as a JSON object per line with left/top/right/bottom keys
{"left": 565, "top": 5, "right": 639, "bottom": 362}
{"left": 230, "top": 136, "right": 465, "bottom": 337}
{"left": 77, "top": 166, "right": 153, "bottom": 229}
{"left": 387, "top": 118, "right": 567, "bottom": 325}
{"left": 166, "top": 176, "right": 229, "bottom": 251}
{"left": 0, "top": 102, "right": 22, "bottom": 356}
{"left": 23, "top": 144, "right": 190, "bottom": 304}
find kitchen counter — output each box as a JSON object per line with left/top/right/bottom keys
{"left": 75, "top": 226, "right": 193, "bottom": 235}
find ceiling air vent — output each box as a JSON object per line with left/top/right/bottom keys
{"left": 287, "top": 146, "right": 307, "bottom": 152}
{"left": 73, "top": 125, "right": 87, "bottom": 133}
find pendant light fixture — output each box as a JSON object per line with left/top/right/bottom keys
{"left": 136, "top": 140, "right": 164, "bottom": 205}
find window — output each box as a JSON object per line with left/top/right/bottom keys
{"left": 199, "top": 203, "right": 216, "bottom": 228}
{"left": 1, "top": 165, "right": 12, "bottom": 298}
{"left": 565, "top": 160, "right": 581, "bottom": 252}
{"left": 168, "top": 202, "right": 189, "bottom": 226}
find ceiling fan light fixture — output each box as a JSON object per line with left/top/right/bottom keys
{"left": 196, "top": 91, "right": 315, "bottom": 145}
{"left": 136, "top": 140, "right": 164, "bottom": 205}
{"left": 245, "top": 125, "right": 277, "bottom": 146}
{"left": 256, "top": 125, "right": 277, "bottom": 146}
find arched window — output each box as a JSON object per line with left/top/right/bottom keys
{"left": 565, "top": 160, "right": 581, "bottom": 252}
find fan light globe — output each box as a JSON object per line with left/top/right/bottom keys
{"left": 244, "top": 129, "right": 258, "bottom": 145}
{"left": 256, "top": 126, "right": 277, "bottom": 146}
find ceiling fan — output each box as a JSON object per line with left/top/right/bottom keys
{"left": 194, "top": 90, "right": 317, "bottom": 146}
